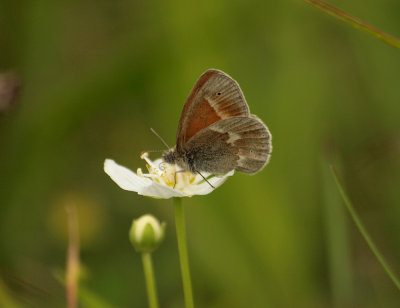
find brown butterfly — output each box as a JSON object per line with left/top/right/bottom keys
{"left": 162, "top": 69, "right": 272, "bottom": 183}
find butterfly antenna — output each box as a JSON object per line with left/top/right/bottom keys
{"left": 150, "top": 128, "right": 170, "bottom": 149}
{"left": 140, "top": 150, "right": 165, "bottom": 157}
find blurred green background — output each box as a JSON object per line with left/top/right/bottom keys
{"left": 1, "top": 0, "right": 400, "bottom": 307}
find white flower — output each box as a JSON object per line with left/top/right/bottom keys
{"left": 129, "top": 214, "right": 166, "bottom": 252}
{"left": 104, "top": 153, "right": 234, "bottom": 199}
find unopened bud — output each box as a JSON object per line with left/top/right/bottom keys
{"left": 129, "top": 214, "right": 166, "bottom": 253}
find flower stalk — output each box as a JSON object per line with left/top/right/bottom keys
{"left": 141, "top": 252, "right": 159, "bottom": 308}
{"left": 174, "top": 197, "right": 194, "bottom": 308}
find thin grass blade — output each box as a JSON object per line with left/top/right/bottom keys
{"left": 304, "top": 0, "right": 400, "bottom": 50}
{"left": 331, "top": 166, "right": 400, "bottom": 291}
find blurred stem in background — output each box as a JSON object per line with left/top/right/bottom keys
{"left": 331, "top": 167, "right": 400, "bottom": 291}
{"left": 173, "top": 198, "right": 194, "bottom": 308}
{"left": 320, "top": 159, "right": 352, "bottom": 306}
{"left": 304, "top": 0, "right": 400, "bottom": 50}
{"left": 66, "top": 204, "right": 80, "bottom": 308}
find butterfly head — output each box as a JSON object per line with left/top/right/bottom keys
{"left": 162, "top": 147, "right": 193, "bottom": 173}
{"left": 162, "top": 148, "right": 178, "bottom": 165}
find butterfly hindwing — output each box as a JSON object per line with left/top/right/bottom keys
{"left": 183, "top": 116, "right": 271, "bottom": 174}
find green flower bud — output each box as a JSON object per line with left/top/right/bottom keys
{"left": 129, "top": 214, "right": 166, "bottom": 253}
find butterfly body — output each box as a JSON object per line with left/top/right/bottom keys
{"left": 162, "top": 69, "right": 272, "bottom": 176}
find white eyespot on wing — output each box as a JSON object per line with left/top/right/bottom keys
{"left": 209, "top": 125, "right": 241, "bottom": 145}
{"left": 226, "top": 132, "right": 241, "bottom": 145}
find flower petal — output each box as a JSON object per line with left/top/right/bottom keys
{"left": 105, "top": 159, "right": 187, "bottom": 199}
{"left": 104, "top": 159, "right": 151, "bottom": 192}
{"left": 104, "top": 158, "right": 234, "bottom": 199}
{"left": 139, "top": 181, "right": 186, "bottom": 199}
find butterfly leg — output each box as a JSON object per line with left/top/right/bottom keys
{"left": 196, "top": 171, "right": 215, "bottom": 189}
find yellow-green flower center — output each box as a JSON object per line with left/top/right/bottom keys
{"left": 139, "top": 153, "right": 196, "bottom": 190}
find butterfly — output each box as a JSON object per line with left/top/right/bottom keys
{"left": 162, "top": 69, "right": 272, "bottom": 184}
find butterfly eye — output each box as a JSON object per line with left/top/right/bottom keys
{"left": 217, "top": 92, "right": 221, "bottom": 96}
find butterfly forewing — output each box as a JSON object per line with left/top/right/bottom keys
{"left": 176, "top": 69, "right": 250, "bottom": 150}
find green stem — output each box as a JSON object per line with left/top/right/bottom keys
{"left": 141, "top": 252, "right": 159, "bottom": 308}
{"left": 331, "top": 167, "right": 400, "bottom": 291}
{"left": 173, "top": 197, "right": 194, "bottom": 308}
